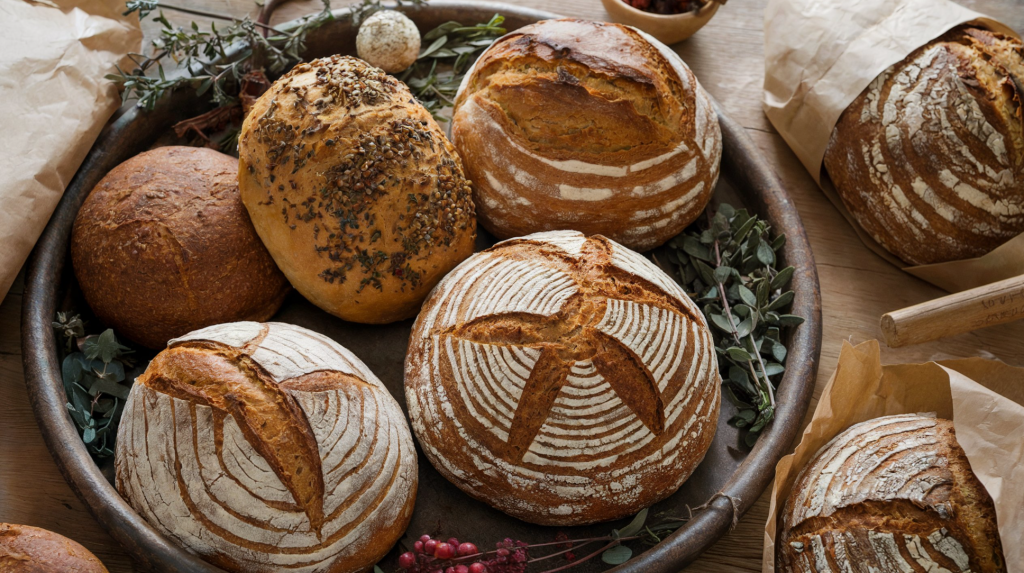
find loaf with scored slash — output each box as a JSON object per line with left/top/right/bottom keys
{"left": 404, "top": 230, "right": 721, "bottom": 526}
{"left": 824, "top": 27, "right": 1024, "bottom": 266}
{"left": 776, "top": 414, "right": 1005, "bottom": 573}
{"left": 451, "top": 19, "right": 722, "bottom": 251}
{"left": 115, "top": 322, "right": 417, "bottom": 573}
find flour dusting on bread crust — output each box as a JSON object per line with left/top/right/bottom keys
{"left": 405, "top": 230, "right": 720, "bottom": 525}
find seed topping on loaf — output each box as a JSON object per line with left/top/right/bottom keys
{"left": 241, "top": 55, "right": 475, "bottom": 295}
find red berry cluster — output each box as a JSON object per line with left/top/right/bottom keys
{"left": 397, "top": 536, "right": 529, "bottom": 573}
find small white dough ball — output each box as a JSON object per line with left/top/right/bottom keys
{"left": 356, "top": 10, "right": 421, "bottom": 73}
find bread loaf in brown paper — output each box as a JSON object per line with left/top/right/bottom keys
{"left": 115, "top": 322, "right": 418, "bottom": 573}
{"left": 404, "top": 230, "right": 720, "bottom": 526}
{"left": 238, "top": 55, "right": 476, "bottom": 324}
{"left": 72, "top": 146, "right": 290, "bottom": 349}
{"left": 824, "top": 27, "right": 1024, "bottom": 266}
{"left": 776, "top": 414, "right": 1005, "bottom": 573}
{"left": 451, "top": 19, "right": 722, "bottom": 251}
{"left": 0, "top": 524, "right": 108, "bottom": 573}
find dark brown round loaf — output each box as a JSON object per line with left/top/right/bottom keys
{"left": 71, "top": 146, "right": 290, "bottom": 349}
{"left": 824, "top": 27, "right": 1024, "bottom": 266}
{"left": 0, "top": 523, "right": 108, "bottom": 572}
{"left": 776, "top": 414, "right": 1005, "bottom": 573}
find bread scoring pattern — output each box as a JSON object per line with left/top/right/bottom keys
{"left": 825, "top": 27, "right": 1024, "bottom": 265}
{"left": 451, "top": 19, "right": 722, "bottom": 251}
{"left": 405, "top": 231, "right": 720, "bottom": 525}
{"left": 115, "top": 322, "right": 417, "bottom": 573}
{"left": 777, "top": 414, "right": 1005, "bottom": 573}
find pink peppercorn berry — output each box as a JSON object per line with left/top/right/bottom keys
{"left": 458, "top": 542, "right": 478, "bottom": 556}
{"left": 398, "top": 552, "right": 416, "bottom": 569}
{"left": 447, "top": 538, "right": 460, "bottom": 547}
{"left": 414, "top": 540, "right": 424, "bottom": 553}
{"left": 424, "top": 539, "right": 438, "bottom": 555}
{"left": 469, "top": 564, "right": 487, "bottom": 573}
{"left": 434, "top": 542, "right": 456, "bottom": 560}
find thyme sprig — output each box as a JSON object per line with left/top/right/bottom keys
{"left": 110, "top": 0, "right": 335, "bottom": 113}
{"left": 52, "top": 313, "right": 145, "bottom": 458}
{"left": 398, "top": 14, "right": 506, "bottom": 121}
{"left": 655, "top": 204, "right": 804, "bottom": 446}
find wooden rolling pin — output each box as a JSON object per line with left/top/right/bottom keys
{"left": 881, "top": 274, "right": 1024, "bottom": 347}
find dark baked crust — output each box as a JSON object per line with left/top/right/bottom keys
{"left": 71, "top": 146, "right": 290, "bottom": 349}
{"left": 115, "top": 322, "right": 417, "bottom": 573}
{"left": 451, "top": 19, "right": 721, "bottom": 251}
{"left": 0, "top": 523, "right": 108, "bottom": 573}
{"left": 776, "top": 415, "right": 1005, "bottom": 573}
{"left": 238, "top": 56, "right": 476, "bottom": 324}
{"left": 824, "top": 27, "right": 1024, "bottom": 265}
{"left": 405, "top": 231, "right": 720, "bottom": 525}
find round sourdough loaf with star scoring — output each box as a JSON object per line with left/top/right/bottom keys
{"left": 238, "top": 55, "right": 476, "bottom": 324}
{"left": 450, "top": 19, "right": 722, "bottom": 251}
{"left": 404, "top": 230, "right": 721, "bottom": 526}
{"left": 824, "top": 27, "right": 1024, "bottom": 266}
{"left": 0, "top": 524, "right": 108, "bottom": 573}
{"left": 776, "top": 414, "right": 1005, "bottom": 573}
{"left": 115, "top": 322, "right": 418, "bottom": 573}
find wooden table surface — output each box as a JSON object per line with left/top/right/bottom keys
{"left": 3, "top": 0, "right": 1023, "bottom": 571}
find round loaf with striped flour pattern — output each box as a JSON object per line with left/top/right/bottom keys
{"left": 451, "top": 19, "right": 722, "bottom": 251}
{"left": 404, "top": 230, "right": 721, "bottom": 525}
{"left": 115, "top": 322, "right": 417, "bottom": 573}
{"left": 824, "top": 27, "right": 1024, "bottom": 265}
{"left": 777, "top": 414, "right": 1005, "bottom": 573}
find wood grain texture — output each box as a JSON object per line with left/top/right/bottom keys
{"left": 2, "top": 0, "right": 1024, "bottom": 572}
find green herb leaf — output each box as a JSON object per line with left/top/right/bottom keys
{"left": 602, "top": 545, "right": 633, "bottom": 565}
{"left": 616, "top": 508, "right": 649, "bottom": 538}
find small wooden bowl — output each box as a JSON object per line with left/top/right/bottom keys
{"left": 601, "top": 0, "right": 720, "bottom": 45}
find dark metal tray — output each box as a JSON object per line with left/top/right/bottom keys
{"left": 21, "top": 2, "right": 822, "bottom": 571}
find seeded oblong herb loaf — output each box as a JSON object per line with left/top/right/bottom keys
{"left": 776, "top": 414, "right": 1005, "bottom": 573}
{"left": 0, "top": 524, "right": 108, "bottom": 573}
{"left": 824, "top": 27, "right": 1024, "bottom": 266}
{"left": 404, "top": 230, "right": 721, "bottom": 525}
{"left": 238, "top": 55, "right": 477, "bottom": 324}
{"left": 450, "top": 19, "right": 722, "bottom": 252}
{"left": 115, "top": 322, "right": 418, "bottom": 573}
{"left": 71, "top": 146, "right": 290, "bottom": 349}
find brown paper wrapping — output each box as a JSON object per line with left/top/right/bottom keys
{"left": 0, "top": 0, "right": 141, "bottom": 300}
{"left": 762, "top": 340, "right": 1024, "bottom": 573}
{"left": 762, "top": 0, "right": 1022, "bottom": 293}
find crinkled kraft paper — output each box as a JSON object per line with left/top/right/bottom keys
{"left": 0, "top": 0, "right": 141, "bottom": 300}
{"left": 762, "top": 0, "right": 1022, "bottom": 293}
{"left": 762, "top": 340, "right": 1024, "bottom": 573}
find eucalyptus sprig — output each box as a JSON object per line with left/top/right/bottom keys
{"left": 656, "top": 204, "right": 804, "bottom": 446}
{"left": 52, "top": 313, "right": 144, "bottom": 458}
{"left": 398, "top": 14, "right": 506, "bottom": 121}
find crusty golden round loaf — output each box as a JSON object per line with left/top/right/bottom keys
{"left": 451, "top": 19, "right": 722, "bottom": 251}
{"left": 71, "top": 146, "right": 290, "bottom": 349}
{"left": 0, "top": 524, "right": 107, "bottom": 573}
{"left": 404, "top": 230, "right": 721, "bottom": 525}
{"left": 115, "top": 322, "right": 417, "bottom": 573}
{"left": 824, "top": 27, "right": 1024, "bottom": 266}
{"left": 238, "top": 56, "right": 477, "bottom": 324}
{"left": 777, "top": 414, "right": 1005, "bottom": 573}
